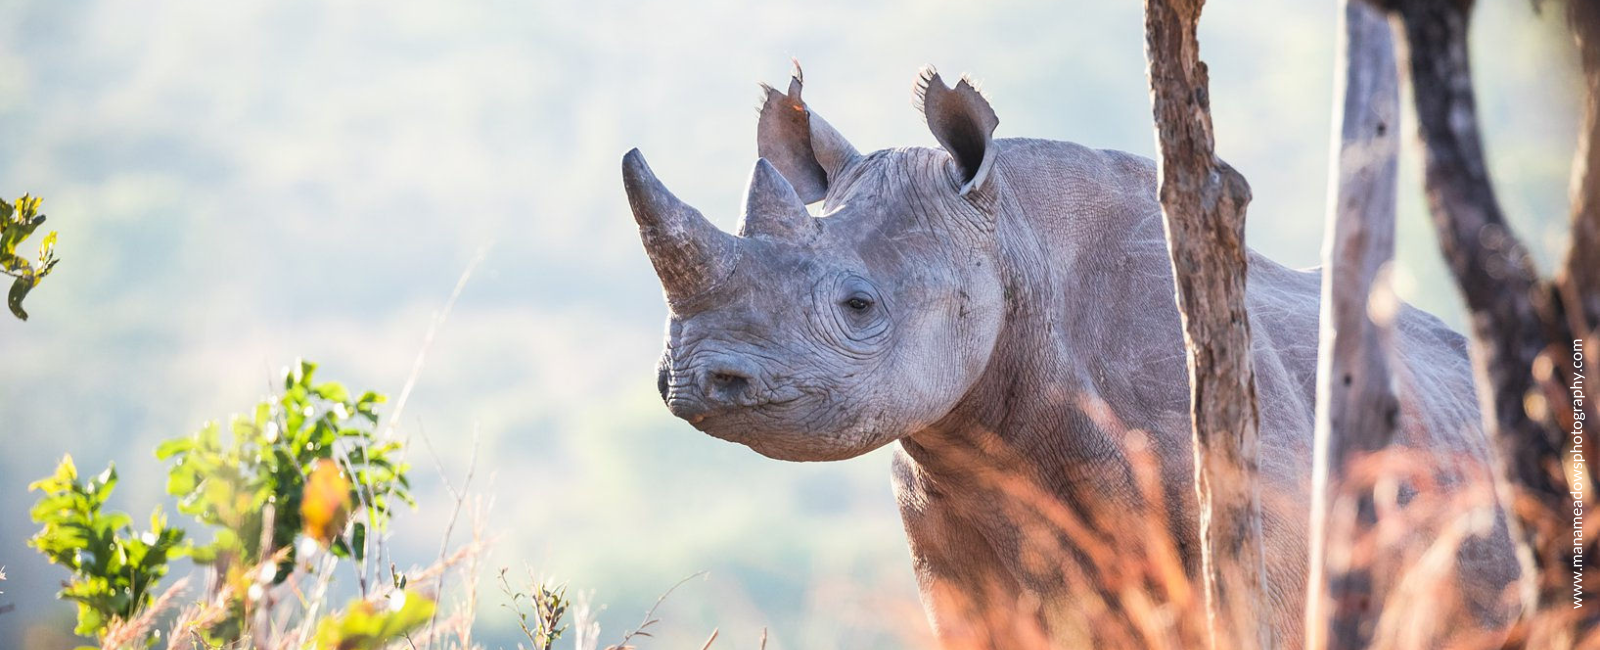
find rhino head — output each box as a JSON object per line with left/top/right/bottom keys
{"left": 625, "top": 67, "right": 1006, "bottom": 462}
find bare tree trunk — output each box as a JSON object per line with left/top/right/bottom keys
{"left": 1562, "top": 0, "right": 1600, "bottom": 343}
{"left": 1378, "top": 0, "right": 1572, "bottom": 617}
{"left": 1302, "top": 2, "right": 1402, "bottom": 648}
{"left": 1558, "top": 0, "right": 1600, "bottom": 507}
{"left": 1553, "top": 0, "right": 1600, "bottom": 633}
{"left": 1143, "top": 1, "right": 1272, "bottom": 648}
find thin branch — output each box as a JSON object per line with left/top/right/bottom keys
{"left": 382, "top": 245, "right": 490, "bottom": 442}
{"left": 419, "top": 423, "right": 480, "bottom": 649}
{"left": 606, "top": 571, "right": 708, "bottom": 650}
{"left": 362, "top": 245, "right": 488, "bottom": 594}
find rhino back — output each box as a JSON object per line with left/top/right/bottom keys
{"left": 993, "top": 136, "right": 1486, "bottom": 461}
{"left": 1004, "top": 135, "right": 1516, "bottom": 630}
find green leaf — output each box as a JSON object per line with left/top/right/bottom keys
{"left": 29, "top": 454, "right": 78, "bottom": 492}
{"left": 350, "top": 522, "right": 366, "bottom": 562}
{"left": 37, "top": 230, "right": 57, "bottom": 265}
{"left": 153, "top": 437, "right": 193, "bottom": 460}
{"left": 9, "top": 274, "right": 36, "bottom": 320}
{"left": 2, "top": 252, "right": 31, "bottom": 275}
{"left": 314, "top": 590, "right": 435, "bottom": 650}
{"left": 186, "top": 541, "right": 218, "bottom": 564}
{"left": 164, "top": 466, "right": 197, "bottom": 498}
{"left": 314, "top": 381, "right": 350, "bottom": 403}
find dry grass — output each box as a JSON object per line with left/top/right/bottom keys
{"left": 44, "top": 421, "right": 1600, "bottom": 649}
{"left": 853, "top": 396, "right": 1598, "bottom": 650}
{"left": 908, "top": 426, "right": 1209, "bottom": 650}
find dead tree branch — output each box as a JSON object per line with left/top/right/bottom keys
{"left": 1562, "top": 0, "right": 1600, "bottom": 343}
{"left": 1143, "top": 0, "right": 1273, "bottom": 647}
{"left": 1377, "top": 0, "right": 1577, "bottom": 619}
{"left": 1303, "top": 2, "right": 1402, "bottom": 648}
{"left": 1557, "top": 0, "right": 1600, "bottom": 501}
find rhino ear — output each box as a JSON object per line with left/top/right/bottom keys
{"left": 757, "top": 62, "right": 860, "bottom": 204}
{"left": 916, "top": 68, "right": 999, "bottom": 196}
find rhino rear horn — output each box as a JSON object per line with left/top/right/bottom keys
{"left": 756, "top": 62, "right": 859, "bottom": 204}
{"left": 622, "top": 148, "right": 739, "bottom": 303}
{"left": 737, "top": 158, "right": 815, "bottom": 240}
{"left": 916, "top": 67, "right": 999, "bottom": 196}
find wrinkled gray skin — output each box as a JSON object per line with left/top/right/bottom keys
{"left": 623, "top": 68, "right": 1520, "bottom": 648}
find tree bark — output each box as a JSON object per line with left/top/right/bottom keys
{"left": 1552, "top": 0, "right": 1600, "bottom": 633}
{"left": 1378, "top": 0, "right": 1572, "bottom": 617}
{"left": 1561, "top": 0, "right": 1600, "bottom": 344}
{"left": 1143, "top": 1, "right": 1273, "bottom": 648}
{"left": 1302, "top": 2, "right": 1402, "bottom": 648}
{"left": 1557, "top": 0, "right": 1600, "bottom": 502}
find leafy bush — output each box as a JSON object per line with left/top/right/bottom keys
{"left": 26, "top": 456, "right": 186, "bottom": 638}
{"left": 27, "top": 358, "right": 702, "bottom": 650}
{"left": 158, "top": 362, "right": 407, "bottom": 562}
{"left": 153, "top": 360, "right": 412, "bottom": 642}
{"left": 29, "top": 361, "right": 429, "bottom": 649}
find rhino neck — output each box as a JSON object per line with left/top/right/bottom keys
{"left": 899, "top": 138, "right": 1188, "bottom": 513}
{"left": 897, "top": 226, "right": 1138, "bottom": 499}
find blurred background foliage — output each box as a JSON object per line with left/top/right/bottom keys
{"left": 0, "top": 0, "right": 1582, "bottom": 648}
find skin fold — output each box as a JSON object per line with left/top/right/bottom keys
{"left": 623, "top": 68, "right": 1520, "bottom": 648}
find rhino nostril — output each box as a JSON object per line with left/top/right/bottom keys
{"left": 709, "top": 371, "right": 750, "bottom": 396}
{"left": 698, "top": 360, "right": 760, "bottom": 407}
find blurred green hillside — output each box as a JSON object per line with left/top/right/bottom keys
{"left": 0, "top": 0, "right": 1581, "bottom": 648}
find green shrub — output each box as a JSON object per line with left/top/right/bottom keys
{"left": 24, "top": 356, "right": 702, "bottom": 650}
{"left": 26, "top": 456, "right": 186, "bottom": 639}
{"left": 29, "top": 360, "right": 424, "bottom": 647}
{"left": 157, "top": 359, "right": 409, "bottom": 571}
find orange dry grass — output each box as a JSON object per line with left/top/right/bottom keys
{"left": 882, "top": 409, "right": 1600, "bottom": 649}
{"left": 898, "top": 422, "right": 1209, "bottom": 650}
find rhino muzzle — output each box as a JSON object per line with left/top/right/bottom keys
{"left": 662, "top": 353, "right": 769, "bottom": 422}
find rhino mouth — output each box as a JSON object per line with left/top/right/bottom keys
{"left": 665, "top": 389, "right": 807, "bottom": 424}
{"left": 665, "top": 381, "right": 897, "bottom": 462}
{"left": 667, "top": 391, "right": 824, "bottom": 456}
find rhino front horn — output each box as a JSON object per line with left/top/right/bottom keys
{"left": 622, "top": 148, "right": 740, "bottom": 304}
{"left": 737, "top": 158, "right": 815, "bottom": 240}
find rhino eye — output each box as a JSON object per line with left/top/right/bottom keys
{"left": 832, "top": 277, "right": 886, "bottom": 338}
